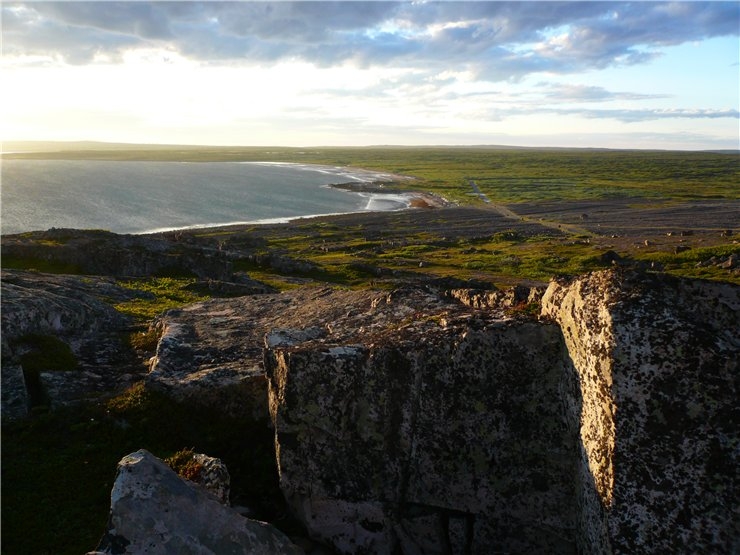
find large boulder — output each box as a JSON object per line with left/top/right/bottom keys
{"left": 265, "top": 272, "right": 739, "bottom": 554}
{"left": 88, "top": 450, "right": 302, "bottom": 555}
{"left": 541, "top": 269, "right": 739, "bottom": 553}
{"left": 265, "top": 286, "right": 582, "bottom": 554}
{"left": 146, "top": 287, "right": 386, "bottom": 421}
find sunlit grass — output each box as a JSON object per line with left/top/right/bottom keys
{"left": 114, "top": 277, "right": 209, "bottom": 321}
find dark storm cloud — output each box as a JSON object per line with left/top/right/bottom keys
{"left": 3, "top": 2, "right": 738, "bottom": 79}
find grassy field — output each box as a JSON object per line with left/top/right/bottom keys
{"left": 5, "top": 143, "right": 739, "bottom": 205}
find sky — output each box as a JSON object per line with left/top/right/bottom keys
{"left": 2, "top": 1, "right": 739, "bottom": 150}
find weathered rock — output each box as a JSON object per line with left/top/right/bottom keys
{"left": 1, "top": 270, "right": 134, "bottom": 350}
{"left": 146, "top": 287, "right": 384, "bottom": 420}
{"left": 265, "top": 286, "right": 579, "bottom": 554}
{"left": 146, "top": 316, "right": 269, "bottom": 421}
{"left": 265, "top": 271, "right": 739, "bottom": 554}
{"left": 2, "top": 228, "right": 233, "bottom": 279}
{"left": 1, "top": 270, "right": 142, "bottom": 418}
{"left": 187, "top": 452, "right": 232, "bottom": 506}
{"left": 540, "top": 269, "right": 739, "bottom": 553}
{"left": 447, "top": 283, "right": 543, "bottom": 310}
{"left": 89, "top": 449, "right": 302, "bottom": 555}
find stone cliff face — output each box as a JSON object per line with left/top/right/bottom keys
{"left": 263, "top": 270, "right": 738, "bottom": 554}
{"left": 541, "top": 271, "right": 739, "bottom": 553}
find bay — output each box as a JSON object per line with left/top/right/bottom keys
{"left": 1, "top": 160, "right": 411, "bottom": 235}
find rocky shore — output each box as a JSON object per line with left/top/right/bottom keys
{"left": 329, "top": 180, "right": 451, "bottom": 210}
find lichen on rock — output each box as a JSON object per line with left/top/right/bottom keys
{"left": 88, "top": 449, "right": 302, "bottom": 555}
{"left": 264, "top": 270, "right": 738, "bottom": 554}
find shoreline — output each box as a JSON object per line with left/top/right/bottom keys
{"left": 138, "top": 183, "right": 451, "bottom": 236}
{"left": 2, "top": 159, "right": 448, "bottom": 237}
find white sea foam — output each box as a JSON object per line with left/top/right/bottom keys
{"left": 139, "top": 195, "right": 414, "bottom": 235}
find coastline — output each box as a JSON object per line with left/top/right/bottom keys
{"left": 136, "top": 162, "right": 450, "bottom": 235}
{"left": 137, "top": 184, "right": 450, "bottom": 235}
{"left": 2, "top": 159, "right": 448, "bottom": 236}
{"left": 328, "top": 180, "right": 450, "bottom": 210}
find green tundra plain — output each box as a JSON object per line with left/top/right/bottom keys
{"left": 2, "top": 144, "right": 739, "bottom": 554}
{"left": 5, "top": 143, "right": 740, "bottom": 291}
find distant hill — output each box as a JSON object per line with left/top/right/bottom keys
{"left": 5, "top": 140, "right": 737, "bottom": 155}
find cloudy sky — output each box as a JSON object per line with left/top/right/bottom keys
{"left": 2, "top": 1, "right": 738, "bottom": 150}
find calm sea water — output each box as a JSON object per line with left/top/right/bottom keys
{"left": 1, "top": 160, "right": 410, "bottom": 235}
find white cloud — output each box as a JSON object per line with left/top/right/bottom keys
{"left": 2, "top": 2, "right": 738, "bottom": 149}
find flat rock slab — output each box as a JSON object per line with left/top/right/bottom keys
{"left": 147, "top": 285, "right": 488, "bottom": 420}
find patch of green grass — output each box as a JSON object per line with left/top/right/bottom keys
{"left": 635, "top": 244, "right": 740, "bottom": 284}
{"left": 2, "top": 382, "right": 283, "bottom": 555}
{"left": 114, "top": 277, "right": 209, "bottom": 321}
{"left": 127, "top": 327, "right": 161, "bottom": 352}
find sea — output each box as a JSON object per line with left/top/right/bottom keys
{"left": 0, "top": 159, "right": 412, "bottom": 235}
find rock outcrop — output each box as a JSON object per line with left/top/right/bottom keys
{"left": 146, "top": 287, "right": 402, "bottom": 420}
{"left": 264, "top": 270, "right": 739, "bottom": 554}
{"left": 88, "top": 450, "right": 302, "bottom": 555}
{"left": 1, "top": 270, "right": 143, "bottom": 418}
{"left": 541, "top": 270, "right": 739, "bottom": 553}
{"left": 2, "top": 228, "right": 233, "bottom": 279}
{"left": 265, "top": 287, "right": 580, "bottom": 554}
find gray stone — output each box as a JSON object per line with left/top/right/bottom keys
{"left": 265, "top": 286, "right": 579, "bottom": 554}
{"left": 90, "top": 449, "right": 302, "bottom": 555}
{"left": 190, "top": 452, "right": 231, "bottom": 505}
{"left": 541, "top": 269, "right": 739, "bottom": 553}
{"left": 146, "top": 287, "right": 419, "bottom": 421}
{"left": 1, "top": 270, "right": 141, "bottom": 418}
{"left": 264, "top": 271, "right": 739, "bottom": 554}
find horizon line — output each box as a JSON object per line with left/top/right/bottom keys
{"left": 3, "top": 139, "right": 738, "bottom": 154}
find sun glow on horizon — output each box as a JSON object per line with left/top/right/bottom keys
{"left": 2, "top": 2, "right": 737, "bottom": 149}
